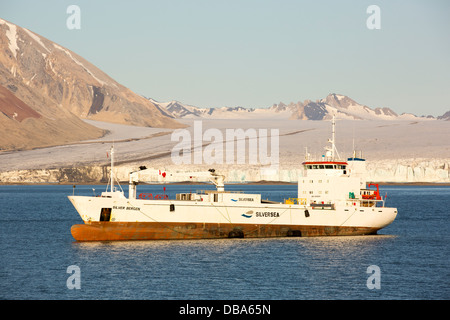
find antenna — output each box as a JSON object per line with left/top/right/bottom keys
{"left": 331, "top": 115, "right": 336, "bottom": 159}
{"left": 352, "top": 120, "right": 356, "bottom": 158}
{"left": 110, "top": 145, "right": 114, "bottom": 192}
{"left": 326, "top": 114, "right": 340, "bottom": 160}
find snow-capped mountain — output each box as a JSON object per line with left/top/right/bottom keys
{"left": 151, "top": 98, "right": 295, "bottom": 119}
{"left": 150, "top": 93, "right": 426, "bottom": 121}
{"left": 0, "top": 18, "right": 182, "bottom": 150}
{"left": 148, "top": 99, "right": 207, "bottom": 118}
{"left": 437, "top": 110, "right": 450, "bottom": 121}
{"left": 289, "top": 93, "right": 400, "bottom": 120}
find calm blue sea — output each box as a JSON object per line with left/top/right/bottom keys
{"left": 0, "top": 184, "right": 448, "bottom": 300}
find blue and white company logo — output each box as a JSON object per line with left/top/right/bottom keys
{"left": 241, "top": 210, "right": 253, "bottom": 218}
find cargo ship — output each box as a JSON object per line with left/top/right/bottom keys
{"left": 69, "top": 117, "right": 397, "bottom": 241}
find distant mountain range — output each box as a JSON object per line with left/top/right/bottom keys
{"left": 150, "top": 93, "right": 448, "bottom": 121}
{"left": 0, "top": 18, "right": 182, "bottom": 151}
{"left": 437, "top": 111, "right": 450, "bottom": 121}
{"left": 148, "top": 98, "right": 292, "bottom": 120}
{"left": 0, "top": 19, "right": 447, "bottom": 152}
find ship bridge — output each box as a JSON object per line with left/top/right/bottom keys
{"left": 298, "top": 158, "right": 367, "bottom": 207}
{"left": 302, "top": 161, "right": 349, "bottom": 177}
{"left": 298, "top": 116, "right": 370, "bottom": 206}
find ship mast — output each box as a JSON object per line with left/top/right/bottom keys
{"left": 110, "top": 145, "right": 114, "bottom": 192}
{"left": 326, "top": 115, "right": 340, "bottom": 160}
{"left": 331, "top": 115, "right": 336, "bottom": 159}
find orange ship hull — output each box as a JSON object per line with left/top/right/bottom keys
{"left": 71, "top": 222, "right": 379, "bottom": 241}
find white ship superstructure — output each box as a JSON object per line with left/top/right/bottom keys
{"left": 68, "top": 117, "right": 397, "bottom": 241}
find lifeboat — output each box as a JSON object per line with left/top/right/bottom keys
{"left": 361, "top": 183, "right": 381, "bottom": 200}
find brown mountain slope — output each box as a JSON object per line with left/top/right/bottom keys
{"left": 0, "top": 18, "right": 183, "bottom": 151}
{"left": 0, "top": 84, "right": 106, "bottom": 150}
{"left": 0, "top": 84, "right": 40, "bottom": 122}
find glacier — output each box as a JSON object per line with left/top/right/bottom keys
{"left": 0, "top": 118, "right": 449, "bottom": 184}
{"left": 1, "top": 158, "right": 449, "bottom": 184}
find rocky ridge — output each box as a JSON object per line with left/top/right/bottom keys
{"left": 151, "top": 93, "right": 443, "bottom": 121}
{"left": 0, "top": 18, "right": 182, "bottom": 151}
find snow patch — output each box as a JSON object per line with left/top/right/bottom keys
{"left": 1, "top": 19, "right": 19, "bottom": 59}
{"left": 53, "top": 43, "right": 106, "bottom": 86}
{"left": 23, "top": 28, "right": 50, "bottom": 53}
{"left": 46, "top": 60, "right": 57, "bottom": 75}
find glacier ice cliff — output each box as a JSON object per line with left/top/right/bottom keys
{"left": 0, "top": 158, "right": 449, "bottom": 184}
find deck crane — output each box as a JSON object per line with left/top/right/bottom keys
{"left": 128, "top": 167, "right": 226, "bottom": 200}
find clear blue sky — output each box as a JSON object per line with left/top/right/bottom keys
{"left": 1, "top": 0, "right": 449, "bottom": 116}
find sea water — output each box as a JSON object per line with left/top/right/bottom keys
{"left": 0, "top": 184, "right": 448, "bottom": 300}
